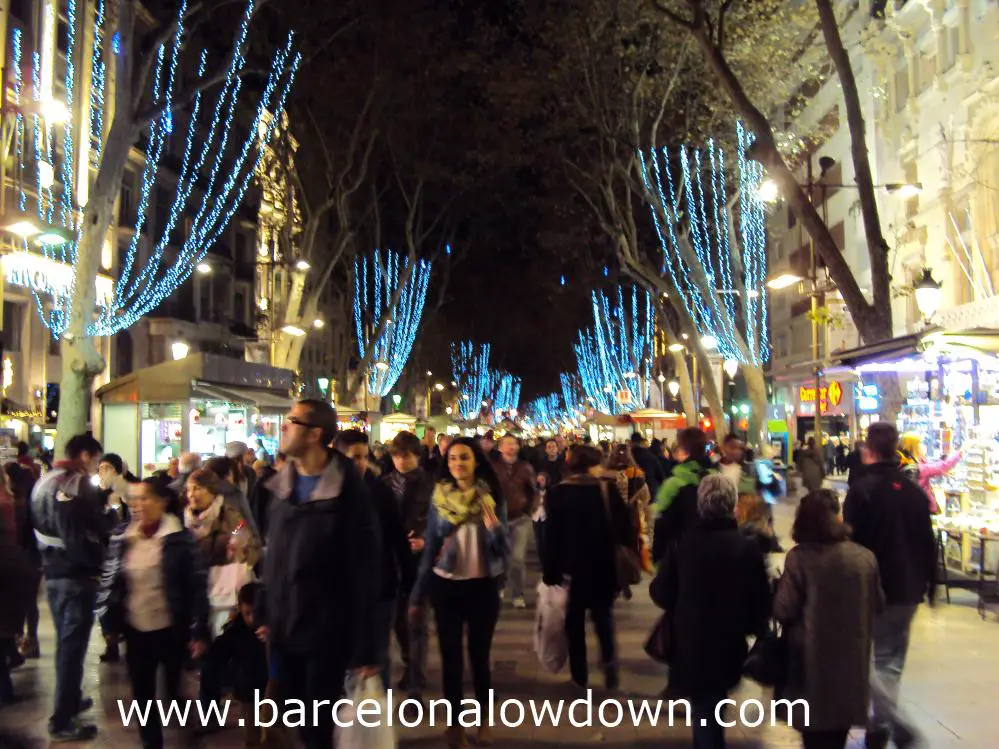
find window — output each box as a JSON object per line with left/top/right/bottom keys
{"left": 775, "top": 334, "right": 788, "bottom": 359}
{"left": 120, "top": 183, "right": 135, "bottom": 226}
{"left": 2, "top": 302, "right": 23, "bottom": 353}
{"left": 234, "top": 289, "right": 246, "bottom": 324}
{"left": 903, "top": 161, "right": 919, "bottom": 219}
{"left": 198, "top": 278, "right": 211, "bottom": 319}
{"left": 49, "top": 332, "right": 61, "bottom": 357}
{"left": 895, "top": 63, "right": 909, "bottom": 113}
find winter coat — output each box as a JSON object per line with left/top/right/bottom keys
{"left": 649, "top": 516, "right": 770, "bottom": 699}
{"left": 542, "top": 474, "right": 634, "bottom": 607}
{"left": 410, "top": 481, "right": 509, "bottom": 605}
{"left": 259, "top": 454, "right": 381, "bottom": 668}
{"left": 188, "top": 501, "right": 261, "bottom": 568}
{"left": 843, "top": 462, "right": 937, "bottom": 606}
{"left": 632, "top": 446, "right": 665, "bottom": 499}
{"left": 366, "top": 471, "right": 415, "bottom": 600}
{"left": 208, "top": 615, "right": 268, "bottom": 702}
{"left": 651, "top": 459, "right": 709, "bottom": 564}
{"left": 216, "top": 479, "right": 260, "bottom": 539}
{"left": 797, "top": 450, "right": 825, "bottom": 492}
{"left": 383, "top": 468, "right": 434, "bottom": 541}
{"left": 492, "top": 458, "right": 538, "bottom": 520}
{"left": 249, "top": 466, "right": 276, "bottom": 543}
{"left": 774, "top": 541, "right": 884, "bottom": 731}
{"left": 537, "top": 457, "right": 566, "bottom": 486}
{"left": 0, "top": 534, "right": 38, "bottom": 638}
{"left": 96, "top": 515, "right": 210, "bottom": 642}
{"left": 30, "top": 461, "right": 106, "bottom": 580}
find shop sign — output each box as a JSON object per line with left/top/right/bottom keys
{"left": 616, "top": 389, "right": 632, "bottom": 405}
{"left": 799, "top": 381, "right": 843, "bottom": 412}
{"left": 2, "top": 251, "right": 114, "bottom": 308}
{"left": 856, "top": 384, "right": 880, "bottom": 413}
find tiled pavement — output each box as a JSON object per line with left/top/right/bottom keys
{"left": 3, "top": 497, "right": 999, "bottom": 748}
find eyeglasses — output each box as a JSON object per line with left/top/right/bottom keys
{"left": 286, "top": 416, "right": 319, "bottom": 429}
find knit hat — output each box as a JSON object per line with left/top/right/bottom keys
{"left": 697, "top": 474, "right": 737, "bottom": 520}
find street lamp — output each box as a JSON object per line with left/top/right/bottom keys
{"left": 668, "top": 380, "right": 680, "bottom": 398}
{"left": 374, "top": 360, "right": 389, "bottom": 371}
{"left": 171, "top": 341, "right": 190, "bottom": 360}
{"left": 723, "top": 359, "right": 739, "bottom": 379}
{"left": 196, "top": 262, "right": 212, "bottom": 274}
{"left": 312, "top": 318, "right": 324, "bottom": 329}
{"left": 757, "top": 178, "right": 780, "bottom": 203}
{"left": 701, "top": 335, "right": 718, "bottom": 350}
{"left": 281, "top": 324, "right": 306, "bottom": 337}
{"left": 391, "top": 394, "right": 402, "bottom": 410}
{"left": 913, "top": 268, "right": 943, "bottom": 321}
{"left": 766, "top": 272, "right": 803, "bottom": 290}
{"left": 434, "top": 383, "right": 445, "bottom": 391}
{"left": 668, "top": 342, "right": 685, "bottom": 353}
{"left": 295, "top": 259, "right": 311, "bottom": 271}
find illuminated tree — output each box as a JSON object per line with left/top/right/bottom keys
{"left": 525, "top": 393, "right": 566, "bottom": 432}
{"left": 10, "top": 0, "right": 299, "bottom": 449}
{"left": 450, "top": 341, "right": 491, "bottom": 419}
{"left": 488, "top": 370, "right": 522, "bottom": 416}
{"left": 353, "top": 249, "right": 432, "bottom": 399}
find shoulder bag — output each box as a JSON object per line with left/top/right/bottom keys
{"left": 598, "top": 479, "right": 642, "bottom": 590}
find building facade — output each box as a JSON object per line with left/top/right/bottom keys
{"left": 766, "top": 0, "right": 999, "bottom": 443}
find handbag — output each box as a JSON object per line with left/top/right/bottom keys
{"left": 599, "top": 480, "right": 642, "bottom": 589}
{"left": 743, "top": 620, "right": 788, "bottom": 689}
{"left": 643, "top": 612, "right": 672, "bottom": 664}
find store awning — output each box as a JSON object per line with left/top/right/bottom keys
{"left": 194, "top": 382, "right": 291, "bottom": 412}
{"left": 1, "top": 398, "right": 41, "bottom": 419}
{"left": 833, "top": 328, "right": 999, "bottom": 371}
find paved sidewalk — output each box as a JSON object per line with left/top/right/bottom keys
{"left": 3, "top": 499, "right": 998, "bottom": 747}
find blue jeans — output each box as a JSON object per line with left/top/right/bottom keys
{"left": 373, "top": 598, "right": 396, "bottom": 690}
{"left": 46, "top": 578, "right": 98, "bottom": 731}
{"left": 870, "top": 604, "right": 921, "bottom": 744}
{"left": 507, "top": 516, "right": 531, "bottom": 599}
{"left": 691, "top": 695, "right": 726, "bottom": 749}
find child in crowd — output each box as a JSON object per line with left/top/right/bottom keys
{"left": 207, "top": 582, "right": 268, "bottom": 746}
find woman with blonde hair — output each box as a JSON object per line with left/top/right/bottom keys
{"left": 898, "top": 432, "right": 960, "bottom": 514}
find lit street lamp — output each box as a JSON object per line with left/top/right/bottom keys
{"left": 171, "top": 341, "right": 190, "bottom": 360}
{"left": 913, "top": 268, "right": 943, "bottom": 322}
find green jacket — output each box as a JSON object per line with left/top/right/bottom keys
{"left": 653, "top": 460, "right": 707, "bottom": 515}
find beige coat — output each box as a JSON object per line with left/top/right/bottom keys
{"left": 774, "top": 540, "right": 884, "bottom": 731}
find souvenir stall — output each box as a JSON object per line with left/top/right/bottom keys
{"left": 585, "top": 413, "right": 634, "bottom": 444}
{"left": 370, "top": 412, "right": 419, "bottom": 444}
{"left": 97, "top": 354, "right": 294, "bottom": 476}
{"left": 335, "top": 405, "right": 369, "bottom": 434}
{"left": 629, "top": 408, "right": 686, "bottom": 442}
{"left": 836, "top": 329, "right": 999, "bottom": 612}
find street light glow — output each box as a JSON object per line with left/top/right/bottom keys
{"left": 295, "top": 259, "right": 311, "bottom": 271}
{"left": 281, "top": 324, "right": 306, "bottom": 337}
{"left": 196, "top": 262, "right": 212, "bottom": 274}
{"left": 701, "top": 335, "right": 718, "bottom": 350}
{"left": 723, "top": 359, "right": 740, "bottom": 378}
{"left": 757, "top": 178, "right": 780, "bottom": 203}
{"left": 886, "top": 182, "right": 922, "bottom": 199}
{"left": 4, "top": 220, "right": 41, "bottom": 238}
{"left": 434, "top": 383, "right": 445, "bottom": 391}
{"left": 171, "top": 341, "right": 190, "bottom": 360}
{"left": 766, "top": 272, "right": 803, "bottom": 290}
{"left": 668, "top": 342, "right": 686, "bottom": 353}
{"left": 667, "top": 380, "right": 680, "bottom": 398}
{"left": 312, "top": 318, "right": 325, "bottom": 329}
{"left": 374, "top": 361, "right": 390, "bottom": 371}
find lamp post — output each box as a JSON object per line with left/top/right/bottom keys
{"left": 723, "top": 359, "right": 739, "bottom": 433}
{"left": 913, "top": 268, "right": 942, "bottom": 323}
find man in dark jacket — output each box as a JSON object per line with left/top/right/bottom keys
{"left": 538, "top": 438, "right": 566, "bottom": 486}
{"left": 493, "top": 434, "right": 537, "bottom": 608}
{"left": 631, "top": 433, "right": 665, "bottom": 500}
{"left": 652, "top": 427, "right": 710, "bottom": 564}
{"left": 260, "top": 400, "right": 381, "bottom": 749}
{"left": 30, "top": 433, "right": 105, "bottom": 741}
{"left": 844, "top": 422, "right": 934, "bottom": 749}
{"left": 337, "top": 430, "right": 413, "bottom": 690}
{"left": 382, "top": 430, "right": 433, "bottom": 700}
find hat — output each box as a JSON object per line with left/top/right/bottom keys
{"left": 225, "top": 442, "right": 248, "bottom": 459}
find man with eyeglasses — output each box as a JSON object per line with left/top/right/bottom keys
{"left": 257, "top": 399, "right": 381, "bottom": 749}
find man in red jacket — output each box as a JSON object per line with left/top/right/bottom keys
{"left": 492, "top": 434, "right": 537, "bottom": 608}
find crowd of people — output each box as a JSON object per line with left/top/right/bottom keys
{"left": 0, "top": 404, "right": 941, "bottom": 749}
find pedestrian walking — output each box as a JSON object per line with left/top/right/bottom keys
{"left": 336, "top": 429, "right": 414, "bottom": 691}
{"left": 605, "top": 443, "right": 652, "bottom": 573}
{"left": 5, "top": 461, "right": 41, "bottom": 660}
{"left": 532, "top": 472, "right": 549, "bottom": 566}
{"left": 383, "top": 430, "right": 434, "bottom": 702}
{"left": 844, "top": 422, "right": 936, "bottom": 749}
{"left": 410, "top": 437, "right": 509, "bottom": 749}
{"left": 775, "top": 489, "right": 884, "bottom": 749}
{"left": 649, "top": 474, "right": 770, "bottom": 749}
{"left": 542, "top": 444, "right": 632, "bottom": 690}
{"left": 538, "top": 438, "right": 566, "bottom": 485}
{"left": 0, "top": 478, "right": 36, "bottom": 705}
{"left": 205, "top": 456, "right": 260, "bottom": 538}
{"left": 30, "top": 433, "right": 106, "bottom": 741}
{"left": 651, "top": 427, "right": 710, "bottom": 564}
{"left": 96, "top": 476, "right": 210, "bottom": 749}
{"left": 492, "top": 434, "right": 537, "bottom": 608}
{"left": 797, "top": 437, "right": 825, "bottom": 492}
{"left": 258, "top": 399, "right": 381, "bottom": 749}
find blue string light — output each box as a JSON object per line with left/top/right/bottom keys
{"left": 637, "top": 123, "right": 770, "bottom": 365}
{"left": 353, "top": 249, "right": 432, "bottom": 398}
{"left": 525, "top": 393, "right": 566, "bottom": 432}
{"left": 11, "top": 0, "right": 299, "bottom": 338}
{"left": 489, "top": 371, "right": 522, "bottom": 416}
{"left": 450, "top": 341, "right": 491, "bottom": 419}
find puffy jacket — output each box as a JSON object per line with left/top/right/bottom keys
{"left": 30, "top": 461, "right": 106, "bottom": 580}
{"left": 259, "top": 453, "right": 381, "bottom": 667}
{"left": 843, "top": 462, "right": 937, "bottom": 606}
{"left": 96, "top": 514, "right": 210, "bottom": 642}
{"left": 492, "top": 458, "right": 537, "bottom": 520}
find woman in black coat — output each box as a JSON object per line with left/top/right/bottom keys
{"left": 650, "top": 474, "right": 770, "bottom": 749}
{"left": 97, "top": 476, "right": 210, "bottom": 749}
{"left": 542, "top": 445, "right": 633, "bottom": 690}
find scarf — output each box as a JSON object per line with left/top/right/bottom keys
{"left": 184, "top": 496, "right": 224, "bottom": 539}
{"left": 433, "top": 480, "right": 495, "bottom": 526}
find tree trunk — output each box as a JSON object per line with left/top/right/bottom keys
{"left": 815, "top": 0, "right": 892, "bottom": 319}
{"left": 743, "top": 364, "right": 769, "bottom": 448}
{"left": 671, "top": 349, "right": 698, "bottom": 426}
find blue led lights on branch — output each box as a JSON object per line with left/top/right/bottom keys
{"left": 489, "top": 371, "right": 522, "bottom": 416}
{"left": 574, "top": 285, "right": 654, "bottom": 414}
{"left": 10, "top": 0, "right": 300, "bottom": 337}
{"left": 451, "top": 341, "right": 492, "bottom": 419}
{"left": 636, "top": 123, "right": 770, "bottom": 365}
{"left": 353, "top": 249, "right": 433, "bottom": 398}
{"left": 526, "top": 393, "right": 565, "bottom": 432}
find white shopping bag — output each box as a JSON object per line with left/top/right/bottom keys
{"left": 335, "top": 676, "right": 396, "bottom": 749}
{"left": 534, "top": 581, "right": 569, "bottom": 673}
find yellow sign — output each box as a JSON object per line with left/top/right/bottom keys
{"left": 2, "top": 251, "right": 115, "bottom": 308}
{"left": 799, "top": 381, "right": 843, "bottom": 412}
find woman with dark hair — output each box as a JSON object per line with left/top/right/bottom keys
{"left": 543, "top": 445, "right": 633, "bottom": 691}
{"left": 204, "top": 456, "right": 258, "bottom": 536}
{"left": 605, "top": 444, "right": 652, "bottom": 571}
{"left": 412, "top": 437, "right": 509, "bottom": 748}
{"left": 96, "top": 477, "right": 209, "bottom": 749}
{"left": 5, "top": 462, "right": 41, "bottom": 660}
{"left": 775, "top": 489, "right": 884, "bottom": 749}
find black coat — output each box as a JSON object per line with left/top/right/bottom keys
{"left": 260, "top": 454, "right": 381, "bottom": 669}
{"left": 649, "top": 517, "right": 770, "bottom": 699}
{"left": 542, "top": 475, "right": 633, "bottom": 607}
{"left": 209, "top": 616, "right": 268, "bottom": 702}
{"left": 536, "top": 457, "right": 566, "bottom": 486}
{"left": 365, "top": 471, "right": 415, "bottom": 600}
{"left": 249, "top": 466, "right": 276, "bottom": 543}
{"left": 843, "top": 462, "right": 936, "bottom": 606}
{"left": 96, "top": 518, "right": 211, "bottom": 642}
{"left": 632, "top": 446, "right": 665, "bottom": 499}
{"left": 30, "top": 463, "right": 106, "bottom": 580}
{"left": 651, "top": 483, "right": 700, "bottom": 565}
